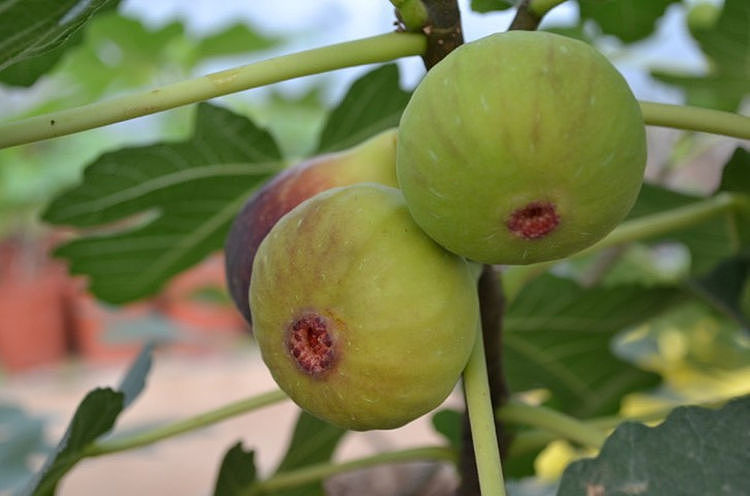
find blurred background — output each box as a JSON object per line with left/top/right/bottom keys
{"left": 0, "top": 1, "right": 747, "bottom": 495}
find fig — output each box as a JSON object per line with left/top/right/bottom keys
{"left": 249, "top": 183, "right": 479, "bottom": 430}
{"left": 225, "top": 129, "right": 398, "bottom": 325}
{"left": 686, "top": 2, "right": 720, "bottom": 34}
{"left": 396, "top": 31, "right": 647, "bottom": 265}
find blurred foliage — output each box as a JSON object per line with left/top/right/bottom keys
{"left": 652, "top": 0, "right": 750, "bottom": 112}
{"left": 270, "top": 411, "right": 347, "bottom": 496}
{"left": 24, "top": 345, "right": 152, "bottom": 496}
{"left": 0, "top": 10, "right": 311, "bottom": 237}
{"left": 577, "top": 0, "right": 681, "bottom": 43}
{"left": 0, "top": 0, "right": 118, "bottom": 78}
{"left": 0, "top": 403, "right": 50, "bottom": 494}
{"left": 504, "top": 275, "right": 676, "bottom": 419}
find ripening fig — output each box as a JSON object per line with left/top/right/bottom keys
{"left": 397, "top": 31, "right": 647, "bottom": 265}
{"left": 225, "top": 129, "right": 398, "bottom": 325}
{"left": 250, "top": 183, "right": 479, "bottom": 430}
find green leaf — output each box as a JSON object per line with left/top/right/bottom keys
{"left": 25, "top": 389, "right": 123, "bottom": 496}
{"left": 0, "top": 1, "right": 121, "bottom": 87}
{"left": 558, "top": 395, "right": 750, "bottom": 495}
{"left": 577, "top": 0, "right": 680, "bottom": 43}
{"left": 315, "top": 64, "right": 411, "bottom": 154}
{"left": 626, "top": 184, "right": 740, "bottom": 275}
{"left": 649, "top": 72, "right": 746, "bottom": 113}
{"left": 272, "top": 410, "right": 347, "bottom": 496}
{"left": 213, "top": 442, "right": 257, "bottom": 496}
{"left": 431, "top": 409, "right": 463, "bottom": 453}
{"left": 470, "top": 0, "right": 516, "bottom": 13}
{"left": 43, "top": 103, "right": 282, "bottom": 304}
{"left": 504, "top": 275, "right": 679, "bottom": 417}
{"left": 0, "top": 404, "right": 49, "bottom": 492}
{"left": 690, "top": 0, "right": 750, "bottom": 79}
{"left": 22, "top": 344, "right": 154, "bottom": 495}
{"left": 0, "top": 0, "right": 116, "bottom": 74}
{"left": 719, "top": 148, "right": 750, "bottom": 197}
{"left": 615, "top": 301, "right": 750, "bottom": 374}
{"left": 117, "top": 342, "right": 155, "bottom": 408}
{"left": 718, "top": 147, "right": 750, "bottom": 251}
{"left": 689, "top": 256, "right": 749, "bottom": 328}
{"left": 192, "top": 23, "right": 279, "bottom": 62}
{"left": 651, "top": 0, "right": 750, "bottom": 112}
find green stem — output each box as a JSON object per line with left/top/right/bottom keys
{"left": 83, "top": 389, "right": 287, "bottom": 457}
{"left": 506, "top": 430, "right": 558, "bottom": 457}
{"left": 593, "top": 191, "right": 738, "bottom": 248}
{"left": 498, "top": 401, "right": 607, "bottom": 448}
{"left": 503, "top": 192, "right": 741, "bottom": 301}
{"left": 640, "top": 101, "right": 750, "bottom": 140}
{"left": 505, "top": 397, "right": 730, "bottom": 457}
{"left": 529, "top": 0, "right": 568, "bottom": 17}
{"left": 0, "top": 32, "right": 426, "bottom": 150}
{"left": 251, "top": 446, "right": 455, "bottom": 495}
{"left": 390, "top": 0, "right": 429, "bottom": 31}
{"left": 463, "top": 324, "right": 507, "bottom": 495}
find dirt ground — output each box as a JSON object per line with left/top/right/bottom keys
{"left": 1, "top": 339, "right": 462, "bottom": 495}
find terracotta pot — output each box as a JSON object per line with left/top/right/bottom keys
{"left": 0, "top": 264, "right": 68, "bottom": 372}
{"left": 66, "top": 285, "right": 147, "bottom": 364}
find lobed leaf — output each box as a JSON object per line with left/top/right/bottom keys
{"left": 315, "top": 64, "right": 410, "bottom": 154}
{"left": 504, "top": 275, "right": 680, "bottom": 418}
{"left": 43, "top": 103, "right": 282, "bottom": 304}
{"left": 0, "top": 0, "right": 117, "bottom": 78}
{"left": 558, "top": 395, "right": 750, "bottom": 495}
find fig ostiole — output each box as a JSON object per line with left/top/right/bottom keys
{"left": 396, "top": 30, "right": 647, "bottom": 265}
{"left": 225, "top": 129, "right": 398, "bottom": 325}
{"left": 249, "top": 183, "right": 479, "bottom": 430}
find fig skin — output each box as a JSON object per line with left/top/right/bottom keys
{"left": 225, "top": 129, "right": 398, "bottom": 325}
{"left": 250, "top": 183, "right": 479, "bottom": 430}
{"left": 396, "top": 31, "right": 647, "bottom": 265}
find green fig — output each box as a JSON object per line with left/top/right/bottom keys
{"left": 225, "top": 129, "right": 398, "bottom": 325}
{"left": 397, "top": 31, "right": 647, "bottom": 265}
{"left": 686, "top": 2, "right": 720, "bottom": 34}
{"left": 250, "top": 183, "right": 479, "bottom": 430}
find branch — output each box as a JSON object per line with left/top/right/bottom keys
{"left": 84, "top": 389, "right": 287, "bottom": 457}
{"left": 640, "top": 101, "right": 750, "bottom": 140}
{"left": 253, "top": 446, "right": 456, "bottom": 495}
{"left": 0, "top": 32, "right": 426, "bottom": 150}
{"left": 459, "top": 319, "right": 507, "bottom": 496}
{"left": 458, "top": 266, "right": 510, "bottom": 495}
{"left": 497, "top": 401, "right": 607, "bottom": 449}
{"left": 509, "top": 0, "right": 567, "bottom": 31}
{"left": 508, "top": 0, "right": 542, "bottom": 31}
{"left": 420, "top": 0, "right": 464, "bottom": 69}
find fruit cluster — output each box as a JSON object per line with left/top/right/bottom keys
{"left": 225, "top": 31, "right": 646, "bottom": 430}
